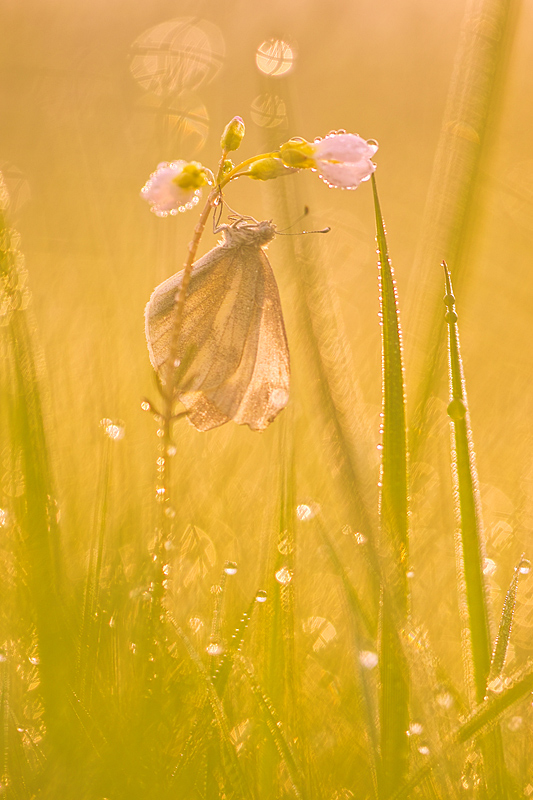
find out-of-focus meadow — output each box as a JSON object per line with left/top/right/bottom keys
{"left": 2, "top": 0, "right": 533, "bottom": 797}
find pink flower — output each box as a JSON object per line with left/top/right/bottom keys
{"left": 311, "top": 132, "right": 378, "bottom": 189}
{"left": 140, "top": 161, "right": 205, "bottom": 217}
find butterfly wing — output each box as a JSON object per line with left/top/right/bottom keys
{"left": 145, "top": 241, "right": 290, "bottom": 432}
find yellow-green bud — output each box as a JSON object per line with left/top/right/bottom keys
{"left": 220, "top": 116, "right": 245, "bottom": 152}
{"left": 249, "top": 157, "right": 295, "bottom": 181}
{"left": 221, "top": 159, "right": 235, "bottom": 176}
{"left": 279, "top": 138, "right": 315, "bottom": 168}
{"left": 173, "top": 162, "right": 208, "bottom": 190}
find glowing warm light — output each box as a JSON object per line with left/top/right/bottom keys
{"left": 255, "top": 39, "right": 294, "bottom": 76}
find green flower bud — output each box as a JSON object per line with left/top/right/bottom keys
{"left": 249, "top": 157, "right": 295, "bottom": 181}
{"left": 279, "top": 138, "right": 315, "bottom": 168}
{"left": 221, "top": 159, "right": 235, "bottom": 176}
{"left": 220, "top": 116, "right": 245, "bottom": 152}
{"left": 172, "top": 162, "right": 208, "bottom": 190}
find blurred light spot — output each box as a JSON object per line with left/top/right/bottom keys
{"left": 508, "top": 715, "right": 523, "bottom": 731}
{"left": 303, "top": 617, "right": 337, "bottom": 651}
{"left": 130, "top": 18, "right": 225, "bottom": 95}
{"left": 359, "top": 650, "right": 378, "bottom": 669}
{"left": 0, "top": 163, "right": 31, "bottom": 216}
{"left": 250, "top": 93, "right": 287, "bottom": 127}
{"left": 230, "top": 719, "right": 251, "bottom": 753}
{"left": 29, "top": 656, "right": 40, "bottom": 666}
{"left": 436, "top": 690, "right": 454, "bottom": 709}
{"left": 100, "top": 418, "right": 125, "bottom": 441}
{"left": 487, "top": 676, "right": 505, "bottom": 693}
{"left": 408, "top": 722, "right": 423, "bottom": 736}
{"left": 255, "top": 39, "right": 295, "bottom": 76}
{"left": 0, "top": 508, "right": 8, "bottom": 527}
{"left": 206, "top": 639, "right": 224, "bottom": 656}
{"left": 135, "top": 90, "right": 209, "bottom": 154}
{"left": 278, "top": 534, "right": 293, "bottom": 555}
{"left": 275, "top": 566, "right": 293, "bottom": 585}
{"left": 418, "top": 745, "right": 430, "bottom": 755}
{"left": 482, "top": 557, "right": 497, "bottom": 576}
{"left": 164, "top": 505, "right": 176, "bottom": 519}
{"left": 296, "top": 502, "right": 319, "bottom": 521}
{"left": 211, "top": 583, "right": 222, "bottom": 594}
{"left": 188, "top": 616, "right": 203, "bottom": 633}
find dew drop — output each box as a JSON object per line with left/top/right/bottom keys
{"left": 188, "top": 616, "right": 203, "bottom": 634}
{"left": 483, "top": 557, "right": 497, "bottom": 576}
{"left": 447, "top": 398, "right": 467, "bottom": 420}
{"left": 206, "top": 640, "right": 224, "bottom": 656}
{"left": 141, "top": 400, "right": 151, "bottom": 412}
{"left": 519, "top": 558, "right": 531, "bottom": 575}
{"left": 100, "top": 419, "right": 125, "bottom": 440}
{"left": 255, "top": 589, "right": 267, "bottom": 603}
{"left": 224, "top": 561, "right": 238, "bottom": 575}
{"left": 275, "top": 566, "right": 293, "bottom": 585}
{"left": 359, "top": 651, "right": 378, "bottom": 669}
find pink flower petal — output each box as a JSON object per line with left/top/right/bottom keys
{"left": 317, "top": 159, "right": 376, "bottom": 189}
{"left": 141, "top": 161, "right": 201, "bottom": 217}
{"left": 314, "top": 132, "right": 376, "bottom": 162}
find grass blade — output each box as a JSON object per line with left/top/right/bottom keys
{"left": 489, "top": 555, "right": 529, "bottom": 683}
{"left": 372, "top": 175, "right": 410, "bottom": 796}
{"left": 443, "top": 262, "right": 510, "bottom": 798}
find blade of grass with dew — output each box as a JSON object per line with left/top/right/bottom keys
{"left": 371, "top": 174, "right": 410, "bottom": 797}
{"left": 488, "top": 555, "right": 529, "bottom": 683}
{"left": 443, "top": 262, "right": 510, "bottom": 798}
{"left": 172, "top": 621, "right": 254, "bottom": 800}
{"left": 259, "top": 418, "right": 300, "bottom": 798}
{"left": 77, "top": 435, "right": 112, "bottom": 705}
{"left": 315, "top": 519, "right": 380, "bottom": 797}
{"left": 0, "top": 176, "right": 74, "bottom": 773}
{"left": 237, "top": 655, "right": 307, "bottom": 800}
{"left": 391, "top": 659, "right": 533, "bottom": 800}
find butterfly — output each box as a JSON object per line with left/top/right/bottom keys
{"left": 145, "top": 217, "right": 290, "bottom": 432}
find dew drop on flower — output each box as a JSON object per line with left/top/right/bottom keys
{"left": 255, "top": 590, "right": 267, "bottom": 603}
{"left": 224, "top": 561, "right": 238, "bottom": 575}
{"left": 359, "top": 651, "right": 378, "bottom": 669}
{"left": 275, "top": 567, "right": 293, "bottom": 585}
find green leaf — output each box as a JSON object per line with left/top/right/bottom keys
{"left": 372, "top": 175, "right": 410, "bottom": 796}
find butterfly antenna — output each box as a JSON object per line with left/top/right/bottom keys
{"left": 277, "top": 206, "right": 310, "bottom": 233}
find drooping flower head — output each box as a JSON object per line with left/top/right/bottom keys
{"left": 140, "top": 160, "right": 208, "bottom": 217}
{"left": 279, "top": 132, "right": 378, "bottom": 189}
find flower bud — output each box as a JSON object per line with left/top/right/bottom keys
{"left": 220, "top": 116, "right": 245, "bottom": 152}
{"left": 279, "top": 138, "right": 315, "bottom": 168}
{"left": 249, "top": 157, "right": 296, "bottom": 181}
{"left": 173, "top": 162, "right": 208, "bottom": 190}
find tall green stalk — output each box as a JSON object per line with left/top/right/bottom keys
{"left": 372, "top": 175, "right": 410, "bottom": 796}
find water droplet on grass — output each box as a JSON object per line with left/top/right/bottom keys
{"left": 224, "top": 561, "right": 238, "bottom": 575}
{"left": 255, "top": 590, "right": 267, "bottom": 602}
{"left": 275, "top": 566, "right": 293, "bottom": 585}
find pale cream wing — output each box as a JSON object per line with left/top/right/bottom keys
{"left": 146, "top": 242, "right": 289, "bottom": 431}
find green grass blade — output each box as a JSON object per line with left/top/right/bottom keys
{"left": 173, "top": 622, "right": 253, "bottom": 800}
{"left": 443, "top": 263, "right": 511, "bottom": 798}
{"left": 443, "top": 263, "right": 491, "bottom": 701}
{"left": 391, "top": 661, "right": 533, "bottom": 800}
{"left": 489, "top": 555, "right": 529, "bottom": 682}
{"left": 372, "top": 174, "right": 410, "bottom": 796}
{"left": 238, "top": 655, "right": 307, "bottom": 800}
